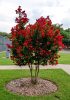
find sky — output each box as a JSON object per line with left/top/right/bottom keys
{"left": 0, "top": 0, "right": 70, "bottom": 33}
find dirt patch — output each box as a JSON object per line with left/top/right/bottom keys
{"left": 6, "top": 78, "right": 58, "bottom": 96}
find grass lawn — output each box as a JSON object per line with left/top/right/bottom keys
{"left": 0, "top": 51, "right": 14, "bottom": 65}
{"left": 0, "top": 51, "right": 6, "bottom": 57}
{"left": 58, "top": 52, "right": 70, "bottom": 64}
{"left": 0, "top": 58, "right": 14, "bottom": 65}
{"left": 0, "top": 69, "right": 70, "bottom": 100}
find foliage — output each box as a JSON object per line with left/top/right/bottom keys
{"left": 8, "top": 6, "right": 64, "bottom": 84}
{"left": 0, "top": 52, "right": 70, "bottom": 65}
{"left": 53, "top": 24, "right": 70, "bottom": 48}
{"left": 54, "top": 24, "right": 70, "bottom": 48}
{"left": 61, "top": 28, "right": 70, "bottom": 48}
{"left": 0, "top": 32, "right": 8, "bottom": 37}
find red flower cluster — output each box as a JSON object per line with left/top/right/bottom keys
{"left": 8, "top": 6, "right": 64, "bottom": 66}
{"left": 15, "top": 6, "right": 29, "bottom": 24}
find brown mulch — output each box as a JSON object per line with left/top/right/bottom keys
{"left": 6, "top": 78, "right": 58, "bottom": 96}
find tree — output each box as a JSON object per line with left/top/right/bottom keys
{"left": 0, "top": 32, "right": 8, "bottom": 37}
{"left": 63, "top": 29, "right": 70, "bottom": 48}
{"left": 8, "top": 6, "right": 64, "bottom": 84}
{"left": 60, "top": 28, "right": 70, "bottom": 49}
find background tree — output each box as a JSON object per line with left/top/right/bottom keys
{"left": 8, "top": 6, "right": 64, "bottom": 84}
{"left": 62, "top": 28, "right": 70, "bottom": 49}
{"left": 0, "top": 32, "right": 8, "bottom": 37}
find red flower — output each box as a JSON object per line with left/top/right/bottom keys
{"left": 18, "top": 6, "right": 22, "bottom": 12}
{"left": 15, "top": 6, "right": 22, "bottom": 14}
{"left": 11, "top": 27, "right": 14, "bottom": 32}
{"left": 21, "top": 18, "right": 29, "bottom": 23}
{"left": 56, "top": 35, "right": 63, "bottom": 41}
{"left": 23, "top": 41, "right": 29, "bottom": 47}
{"left": 47, "top": 42, "right": 50, "bottom": 45}
{"left": 29, "top": 45, "right": 34, "bottom": 51}
{"left": 41, "top": 31, "right": 45, "bottom": 38}
{"left": 19, "top": 53, "right": 23, "bottom": 57}
{"left": 16, "top": 46, "right": 22, "bottom": 53}
{"left": 15, "top": 18, "right": 19, "bottom": 23}
{"left": 55, "top": 29, "right": 60, "bottom": 35}
{"left": 47, "top": 29, "right": 53, "bottom": 37}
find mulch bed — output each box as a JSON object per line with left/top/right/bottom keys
{"left": 6, "top": 78, "right": 58, "bottom": 96}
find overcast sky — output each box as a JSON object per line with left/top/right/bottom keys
{"left": 0, "top": 0, "right": 70, "bottom": 33}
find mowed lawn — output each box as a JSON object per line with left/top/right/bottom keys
{"left": 0, "top": 69, "right": 70, "bottom": 100}
{"left": 0, "top": 51, "right": 70, "bottom": 65}
{"left": 0, "top": 52, "right": 70, "bottom": 100}
{"left": 0, "top": 51, "right": 14, "bottom": 65}
{"left": 58, "top": 52, "right": 70, "bottom": 64}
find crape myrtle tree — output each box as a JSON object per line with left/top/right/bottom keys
{"left": 8, "top": 6, "right": 64, "bottom": 84}
{"left": 53, "top": 24, "right": 70, "bottom": 49}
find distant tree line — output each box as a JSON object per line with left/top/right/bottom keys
{"left": 0, "top": 32, "right": 11, "bottom": 38}
{"left": 0, "top": 32, "right": 8, "bottom": 37}
{"left": 61, "top": 28, "right": 70, "bottom": 49}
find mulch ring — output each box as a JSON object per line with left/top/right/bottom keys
{"left": 6, "top": 78, "right": 58, "bottom": 96}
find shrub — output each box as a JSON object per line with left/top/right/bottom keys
{"left": 8, "top": 6, "right": 64, "bottom": 84}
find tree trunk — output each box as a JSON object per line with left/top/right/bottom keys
{"left": 28, "top": 63, "right": 39, "bottom": 84}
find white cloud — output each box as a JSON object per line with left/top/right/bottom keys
{"left": 0, "top": 0, "right": 70, "bottom": 33}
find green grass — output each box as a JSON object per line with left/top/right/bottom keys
{"left": 0, "top": 51, "right": 14, "bottom": 65}
{"left": 59, "top": 53, "right": 70, "bottom": 64}
{"left": 0, "top": 57, "right": 14, "bottom": 65}
{"left": 0, "top": 51, "right": 6, "bottom": 58}
{"left": 0, "top": 69, "right": 70, "bottom": 100}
